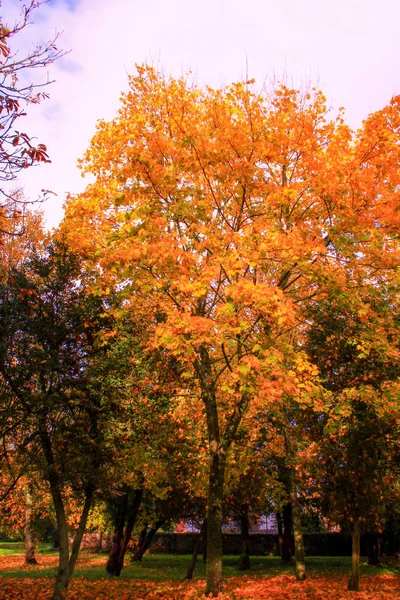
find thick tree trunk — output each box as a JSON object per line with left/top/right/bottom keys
{"left": 133, "top": 519, "right": 164, "bottom": 561}
{"left": 24, "top": 483, "right": 38, "bottom": 565}
{"left": 348, "top": 522, "right": 361, "bottom": 591}
{"left": 106, "top": 488, "right": 143, "bottom": 575}
{"left": 106, "top": 492, "right": 128, "bottom": 576}
{"left": 185, "top": 519, "right": 207, "bottom": 580}
{"left": 238, "top": 504, "right": 251, "bottom": 571}
{"left": 205, "top": 449, "right": 226, "bottom": 597}
{"left": 281, "top": 502, "right": 293, "bottom": 562}
{"left": 366, "top": 532, "right": 380, "bottom": 566}
{"left": 288, "top": 477, "right": 306, "bottom": 580}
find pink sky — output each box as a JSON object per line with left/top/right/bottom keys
{"left": 3, "top": 0, "right": 400, "bottom": 229}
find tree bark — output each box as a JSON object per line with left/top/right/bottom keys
{"left": 348, "top": 521, "right": 361, "bottom": 591}
{"left": 24, "top": 483, "right": 38, "bottom": 565}
{"left": 117, "top": 489, "right": 143, "bottom": 569}
{"left": 205, "top": 448, "right": 226, "bottom": 597}
{"left": 238, "top": 504, "right": 251, "bottom": 571}
{"left": 203, "top": 522, "right": 207, "bottom": 562}
{"left": 277, "top": 511, "right": 284, "bottom": 557}
{"left": 288, "top": 475, "right": 306, "bottom": 580}
{"left": 39, "top": 421, "right": 71, "bottom": 600}
{"left": 366, "top": 532, "right": 380, "bottom": 566}
{"left": 106, "top": 488, "right": 143, "bottom": 575}
{"left": 68, "top": 487, "right": 95, "bottom": 575}
{"left": 95, "top": 531, "right": 103, "bottom": 553}
{"left": 52, "top": 529, "right": 60, "bottom": 550}
{"left": 195, "top": 344, "right": 248, "bottom": 597}
{"left": 185, "top": 519, "right": 207, "bottom": 580}
{"left": 132, "top": 524, "right": 148, "bottom": 561}
{"left": 281, "top": 502, "right": 293, "bottom": 562}
{"left": 39, "top": 419, "right": 96, "bottom": 600}
{"left": 132, "top": 519, "right": 164, "bottom": 561}
{"left": 106, "top": 492, "right": 127, "bottom": 576}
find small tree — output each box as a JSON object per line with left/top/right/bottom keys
{"left": 0, "top": 1, "right": 66, "bottom": 232}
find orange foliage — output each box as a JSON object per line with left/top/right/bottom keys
{"left": 62, "top": 64, "right": 400, "bottom": 417}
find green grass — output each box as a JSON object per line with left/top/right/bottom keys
{"left": 0, "top": 542, "right": 53, "bottom": 556}
{"left": 1, "top": 542, "right": 399, "bottom": 582}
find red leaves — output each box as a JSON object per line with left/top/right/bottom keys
{"left": 21, "top": 143, "right": 50, "bottom": 165}
{"left": 0, "top": 576, "right": 398, "bottom": 599}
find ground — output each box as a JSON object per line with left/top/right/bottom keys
{"left": 0, "top": 543, "right": 399, "bottom": 599}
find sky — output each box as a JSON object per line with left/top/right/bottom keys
{"left": 3, "top": 0, "right": 400, "bottom": 229}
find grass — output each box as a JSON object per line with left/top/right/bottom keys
{"left": 0, "top": 541, "right": 51, "bottom": 556}
{"left": 0, "top": 542, "right": 399, "bottom": 580}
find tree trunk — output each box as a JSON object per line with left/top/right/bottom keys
{"left": 288, "top": 476, "right": 306, "bottom": 580}
{"left": 68, "top": 487, "right": 95, "bottom": 575}
{"left": 52, "top": 529, "right": 60, "bottom": 550}
{"left": 24, "top": 483, "right": 38, "bottom": 565}
{"left": 185, "top": 519, "right": 207, "bottom": 580}
{"left": 51, "top": 486, "right": 95, "bottom": 600}
{"left": 51, "top": 494, "right": 70, "bottom": 600}
{"left": 106, "top": 488, "right": 143, "bottom": 576}
{"left": 366, "top": 532, "right": 380, "bottom": 566}
{"left": 238, "top": 504, "right": 251, "bottom": 571}
{"left": 281, "top": 502, "right": 293, "bottom": 562}
{"left": 277, "top": 511, "right": 284, "bottom": 557}
{"left": 39, "top": 422, "right": 71, "bottom": 600}
{"left": 133, "top": 519, "right": 164, "bottom": 561}
{"left": 205, "top": 449, "right": 226, "bottom": 597}
{"left": 39, "top": 420, "right": 96, "bottom": 600}
{"left": 118, "top": 489, "right": 143, "bottom": 569}
{"left": 348, "top": 521, "right": 361, "bottom": 591}
{"left": 95, "top": 531, "right": 103, "bottom": 553}
{"left": 132, "top": 524, "right": 148, "bottom": 561}
{"left": 203, "top": 522, "right": 207, "bottom": 562}
{"left": 195, "top": 345, "right": 248, "bottom": 597}
{"left": 106, "top": 491, "right": 128, "bottom": 576}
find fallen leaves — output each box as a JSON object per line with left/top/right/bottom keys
{"left": 0, "top": 570, "right": 399, "bottom": 600}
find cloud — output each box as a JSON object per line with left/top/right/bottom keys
{"left": 2, "top": 0, "right": 400, "bottom": 229}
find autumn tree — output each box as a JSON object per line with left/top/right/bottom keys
{"left": 62, "top": 66, "right": 400, "bottom": 596}
{"left": 0, "top": 1, "right": 65, "bottom": 233}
